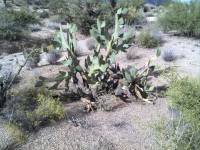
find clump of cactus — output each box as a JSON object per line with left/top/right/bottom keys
{"left": 40, "top": 9, "right": 159, "bottom": 108}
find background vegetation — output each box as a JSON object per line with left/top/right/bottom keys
{"left": 0, "top": 9, "right": 38, "bottom": 40}
{"left": 159, "top": 1, "right": 200, "bottom": 37}
{"left": 162, "top": 77, "right": 200, "bottom": 149}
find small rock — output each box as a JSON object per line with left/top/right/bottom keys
{"left": 37, "top": 52, "right": 50, "bottom": 66}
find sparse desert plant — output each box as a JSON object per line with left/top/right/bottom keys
{"left": 25, "top": 49, "right": 41, "bottom": 69}
{"left": 27, "top": 93, "right": 65, "bottom": 127}
{"left": 137, "top": 30, "right": 160, "bottom": 48}
{"left": 5, "top": 123, "right": 27, "bottom": 145}
{"left": 117, "top": 0, "right": 144, "bottom": 10}
{"left": 159, "top": 1, "right": 200, "bottom": 37}
{"left": 154, "top": 117, "right": 200, "bottom": 150}
{"left": 167, "top": 78, "right": 200, "bottom": 126}
{"left": 162, "top": 49, "right": 176, "bottom": 62}
{"left": 0, "top": 9, "right": 38, "bottom": 40}
{"left": 117, "top": 0, "right": 144, "bottom": 25}
{"left": 48, "top": 0, "right": 113, "bottom": 35}
{"left": 2, "top": 88, "right": 65, "bottom": 131}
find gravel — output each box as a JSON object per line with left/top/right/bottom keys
{"left": 18, "top": 98, "right": 170, "bottom": 150}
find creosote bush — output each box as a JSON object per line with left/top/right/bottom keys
{"left": 137, "top": 30, "right": 160, "bottom": 48}
{"left": 159, "top": 1, "right": 200, "bottom": 37}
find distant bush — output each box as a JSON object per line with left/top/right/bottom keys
{"left": 117, "top": 0, "right": 144, "bottom": 24}
{"left": 159, "top": 1, "right": 200, "bottom": 37}
{"left": 48, "top": 0, "right": 113, "bottom": 35}
{"left": 2, "top": 88, "right": 65, "bottom": 131}
{"left": 167, "top": 78, "right": 200, "bottom": 126}
{"left": 137, "top": 30, "right": 160, "bottom": 48}
{"left": 48, "top": 0, "right": 144, "bottom": 35}
{"left": 162, "top": 49, "right": 176, "bottom": 62}
{"left": 0, "top": 9, "right": 38, "bottom": 40}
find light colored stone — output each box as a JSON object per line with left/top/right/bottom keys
{"left": 37, "top": 52, "right": 50, "bottom": 66}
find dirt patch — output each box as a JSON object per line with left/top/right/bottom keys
{"left": 18, "top": 98, "right": 170, "bottom": 150}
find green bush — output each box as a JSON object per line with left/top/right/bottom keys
{"left": 167, "top": 78, "right": 200, "bottom": 126}
{"left": 48, "top": 0, "right": 144, "bottom": 35}
{"left": 117, "top": 0, "right": 144, "bottom": 24}
{"left": 2, "top": 88, "right": 65, "bottom": 131}
{"left": 159, "top": 1, "right": 200, "bottom": 37}
{"left": 48, "top": 0, "right": 113, "bottom": 35}
{"left": 0, "top": 9, "right": 38, "bottom": 40}
{"left": 5, "top": 123, "right": 27, "bottom": 145}
{"left": 137, "top": 30, "right": 160, "bottom": 48}
{"left": 154, "top": 118, "right": 200, "bottom": 150}
{"left": 27, "top": 93, "right": 65, "bottom": 127}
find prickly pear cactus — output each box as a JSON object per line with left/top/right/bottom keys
{"left": 42, "top": 8, "right": 159, "bottom": 104}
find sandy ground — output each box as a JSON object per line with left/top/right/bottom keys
{"left": 18, "top": 98, "right": 171, "bottom": 150}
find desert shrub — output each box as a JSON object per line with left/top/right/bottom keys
{"left": 48, "top": 0, "right": 144, "bottom": 35}
{"left": 162, "top": 49, "right": 176, "bottom": 62}
{"left": 137, "top": 30, "right": 160, "bottom": 48}
{"left": 117, "top": 0, "right": 144, "bottom": 24}
{"left": 39, "top": 10, "right": 50, "bottom": 18}
{"left": 11, "top": 9, "right": 38, "bottom": 26}
{"left": 154, "top": 118, "right": 200, "bottom": 150}
{"left": 0, "top": 9, "right": 38, "bottom": 40}
{"left": 2, "top": 88, "right": 65, "bottom": 131}
{"left": 48, "top": 0, "right": 113, "bottom": 35}
{"left": 27, "top": 93, "right": 65, "bottom": 127}
{"left": 167, "top": 78, "right": 200, "bottom": 126}
{"left": 5, "top": 123, "right": 27, "bottom": 145}
{"left": 159, "top": 1, "right": 200, "bottom": 37}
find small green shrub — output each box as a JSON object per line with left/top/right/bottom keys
{"left": 167, "top": 78, "right": 200, "bottom": 126}
{"left": 137, "top": 30, "right": 160, "bottom": 48}
{"left": 0, "top": 9, "right": 38, "bottom": 40}
{"left": 159, "top": 1, "right": 200, "bottom": 37}
{"left": 11, "top": 10, "right": 38, "bottom": 26}
{"left": 2, "top": 88, "right": 65, "bottom": 131}
{"left": 154, "top": 118, "right": 200, "bottom": 150}
{"left": 5, "top": 123, "right": 27, "bottom": 145}
{"left": 27, "top": 93, "right": 65, "bottom": 127}
{"left": 117, "top": 0, "right": 144, "bottom": 24}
